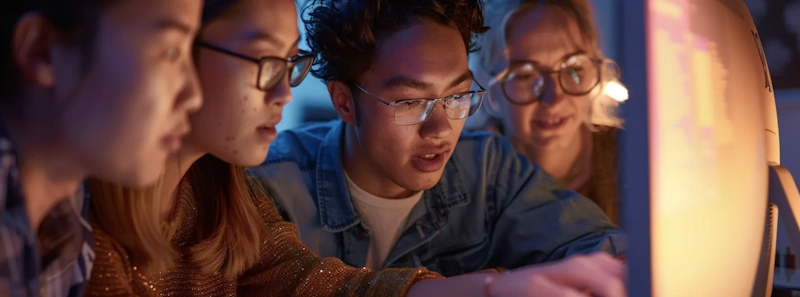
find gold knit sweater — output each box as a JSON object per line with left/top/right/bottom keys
{"left": 85, "top": 180, "right": 443, "bottom": 296}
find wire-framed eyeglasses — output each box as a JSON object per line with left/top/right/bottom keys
{"left": 352, "top": 80, "right": 486, "bottom": 126}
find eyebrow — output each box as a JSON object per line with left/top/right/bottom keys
{"left": 560, "top": 50, "right": 587, "bottom": 61}
{"left": 382, "top": 70, "right": 474, "bottom": 91}
{"left": 154, "top": 18, "right": 196, "bottom": 36}
{"left": 509, "top": 50, "right": 588, "bottom": 66}
{"left": 241, "top": 31, "right": 301, "bottom": 50}
{"left": 449, "top": 70, "right": 474, "bottom": 89}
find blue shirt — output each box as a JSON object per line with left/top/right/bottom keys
{"left": 0, "top": 125, "right": 94, "bottom": 297}
{"left": 249, "top": 120, "right": 626, "bottom": 276}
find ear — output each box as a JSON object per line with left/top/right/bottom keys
{"left": 12, "top": 12, "right": 58, "bottom": 88}
{"left": 327, "top": 80, "right": 357, "bottom": 126}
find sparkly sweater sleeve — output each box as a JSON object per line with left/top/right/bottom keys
{"left": 237, "top": 183, "right": 444, "bottom": 297}
{"left": 83, "top": 227, "right": 140, "bottom": 297}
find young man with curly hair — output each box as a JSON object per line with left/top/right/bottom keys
{"left": 250, "top": 0, "right": 626, "bottom": 278}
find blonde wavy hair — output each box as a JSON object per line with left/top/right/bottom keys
{"left": 471, "top": 0, "right": 625, "bottom": 129}
{"left": 88, "top": 155, "right": 267, "bottom": 279}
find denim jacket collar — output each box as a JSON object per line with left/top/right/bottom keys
{"left": 315, "top": 120, "right": 470, "bottom": 232}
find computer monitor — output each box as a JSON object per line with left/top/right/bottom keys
{"left": 619, "top": 0, "right": 783, "bottom": 296}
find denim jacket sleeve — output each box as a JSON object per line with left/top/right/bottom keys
{"left": 480, "top": 134, "right": 627, "bottom": 269}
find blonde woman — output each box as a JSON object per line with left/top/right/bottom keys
{"left": 84, "top": 0, "right": 626, "bottom": 296}
{"left": 471, "top": 0, "right": 627, "bottom": 224}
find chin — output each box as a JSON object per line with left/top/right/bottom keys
{"left": 107, "top": 165, "right": 163, "bottom": 188}
{"left": 400, "top": 174, "right": 441, "bottom": 192}
{"left": 84, "top": 148, "right": 166, "bottom": 188}
{"left": 211, "top": 141, "right": 270, "bottom": 167}
{"left": 531, "top": 134, "right": 570, "bottom": 149}
{"left": 226, "top": 151, "right": 270, "bottom": 167}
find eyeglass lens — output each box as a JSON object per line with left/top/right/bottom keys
{"left": 258, "top": 56, "right": 314, "bottom": 90}
{"left": 502, "top": 54, "right": 599, "bottom": 104}
{"left": 392, "top": 92, "right": 483, "bottom": 125}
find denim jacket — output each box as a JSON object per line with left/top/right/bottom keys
{"left": 249, "top": 120, "right": 626, "bottom": 276}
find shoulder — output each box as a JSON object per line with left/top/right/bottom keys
{"left": 265, "top": 120, "right": 339, "bottom": 166}
{"left": 452, "top": 129, "right": 519, "bottom": 163}
{"left": 90, "top": 227, "right": 131, "bottom": 269}
{"left": 245, "top": 176, "right": 288, "bottom": 224}
{"left": 85, "top": 225, "right": 136, "bottom": 296}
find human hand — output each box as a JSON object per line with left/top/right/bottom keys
{"left": 486, "top": 252, "right": 626, "bottom": 297}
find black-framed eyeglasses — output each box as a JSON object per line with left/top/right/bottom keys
{"left": 352, "top": 79, "right": 486, "bottom": 126}
{"left": 196, "top": 41, "right": 315, "bottom": 91}
{"left": 495, "top": 54, "right": 602, "bottom": 105}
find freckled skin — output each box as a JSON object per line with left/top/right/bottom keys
{"left": 184, "top": 0, "right": 296, "bottom": 167}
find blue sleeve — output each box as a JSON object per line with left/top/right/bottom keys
{"left": 484, "top": 136, "right": 627, "bottom": 268}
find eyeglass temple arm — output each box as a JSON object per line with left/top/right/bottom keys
{"left": 352, "top": 83, "right": 395, "bottom": 107}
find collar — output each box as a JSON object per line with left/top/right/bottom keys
{"left": 315, "top": 120, "right": 470, "bottom": 232}
{"left": 0, "top": 122, "right": 34, "bottom": 242}
{"left": 1, "top": 122, "right": 19, "bottom": 210}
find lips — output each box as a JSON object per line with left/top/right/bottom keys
{"left": 411, "top": 146, "right": 450, "bottom": 173}
{"left": 256, "top": 125, "right": 277, "bottom": 142}
{"left": 162, "top": 122, "right": 190, "bottom": 152}
{"left": 532, "top": 116, "right": 571, "bottom": 130}
{"left": 420, "top": 154, "right": 437, "bottom": 159}
{"left": 262, "top": 115, "right": 282, "bottom": 129}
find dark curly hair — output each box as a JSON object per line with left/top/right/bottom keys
{"left": 304, "top": 0, "right": 489, "bottom": 83}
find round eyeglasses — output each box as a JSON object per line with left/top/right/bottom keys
{"left": 352, "top": 81, "right": 486, "bottom": 126}
{"left": 497, "top": 54, "right": 602, "bottom": 105}
{"left": 196, "top": 41, "right": 315, "bottom": 91}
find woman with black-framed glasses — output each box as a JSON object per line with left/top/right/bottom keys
{"left": 472, "top": 0, "right": 629, "bottom": 224}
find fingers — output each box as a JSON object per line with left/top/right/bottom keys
{"left": 472, "top": 268, "right": 501, "bottom": 274}
{"left": 527, "top": 274, "right": 588, "bottom": 297}
{"left": 584, "top": 252, "right": 626, "bottom": 279}
{"left": 543, "top": 253, "right": 626, "bottom": 297}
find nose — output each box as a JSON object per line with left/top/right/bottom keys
{"left": 267, "top": 75, "right": 293, "bottom": 107}
{"left": 177, "top": 58, "right": 203, "bottom": 114}
{"left": 419, "top": 101, "right": 453, "bottom": 140}
{"left": 539, "top": 74, "right": 565, "bottom": 106}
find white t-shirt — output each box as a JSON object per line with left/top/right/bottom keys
{"left": 345, "top": 173, "right": 423, "bottom": 270}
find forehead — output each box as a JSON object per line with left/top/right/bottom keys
{"left": 505, "top": 5, "right": 587, "bottom": 64}
{"left": 364, "top": 18, "right": 469, "bottom": 87}
{"left": 204, "top": 0, "right": 299, "bottom": 47}
{"left": 106, "top": 0, "right": 202, "bottom": 29}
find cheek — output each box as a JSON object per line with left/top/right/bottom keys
{"left": 362, "top": 123, "right": 411, "bottom": 163}
{"left": 198, "top": 54, "right": 258, "bottom": 95}
{"left": 189, "top": 94, "right": 240, "bottom": 145}
{"left": 450, "top": 118, "right": 467, "bottom": 138}
{"left": 503, "top": 104, "right": 536, "bottom": 134}
{"left": 71, "top": 52, "right": 168, "bottom": 139}
{"left": 573, "top": 96, "right": 593, "bottom": 122}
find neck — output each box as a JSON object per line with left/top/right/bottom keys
{"left": 515, "top": 128, "right": 593, "bottom": 190}
{"left": 342, "top": 125, "right": 414, "bottom": 199}
{"left": 158, "top": 145, "right": 205, "bottom": 219}
{"left": 0, "top": 99, "right": 84, "bottom": 231}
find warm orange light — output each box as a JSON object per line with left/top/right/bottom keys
{"left": 604, "top": 80, "right": 629, "bottom": 102}
{"left": 647, "top": 0, "right": 768, "bottom": 296}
